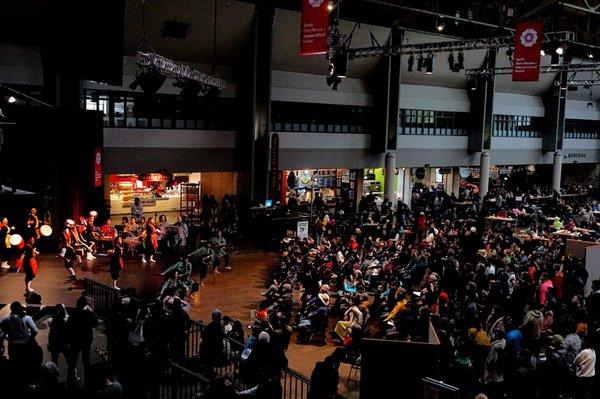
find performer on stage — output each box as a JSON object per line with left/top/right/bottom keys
{"left": 62, "top": 220, "right": 78, "bottom": 279}
{"left": 19, "top": 244, "right": 38, "bottom": 293}
{"left": 25, "top": 208, "right": 40, "bottom": 250}
{"left": 83, "top": 211, "right": 98, "bottom": 255}
{"left": 0, "top": 217, "right": 11, "bottom": 269}
{"left": 75, "top": 216, "right": 95, "bottom": 261}
{"left": 189, "top": 243, "right": 214, "bottom": 287}
{"left": 109, "top": 236, "right": 124, "bottom": 290}
{"left": 141, "top": 217, "right": 158, "bottom": 263}
{"left": 160, "top": 253, "right": 197, "bottom": 297}
{"left": 210, "top": 230, "right": 230, "bottom": 273}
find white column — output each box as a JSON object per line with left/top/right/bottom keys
{"left": 552, "top": 151, "right": 562, "bottom": 193}
{"left": 384, "top": 152, "right": 397, "bottom": 203}
{"left": 402, "top": 168, "right": 412, "bottom": 209}
{"left": 452, "top": 167, "right": 461, "bottom": 197}
{"left": 479, "top": 151, "right": 491, "bottom": 200}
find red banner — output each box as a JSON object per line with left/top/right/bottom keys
{"left": 300, "top": 0, "right": 329, "bottom": 56}
{"left": 513, "top": 21, "right": 543, "bottom": 82}
{"left": 94, "top": 148, "right": 102, "bottom": 188}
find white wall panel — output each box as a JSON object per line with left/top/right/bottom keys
{"left": 271, "top": 70, "right": 373, "bottom": 106}
{"left": 104, "top": 128, "right": 237, "bottom": 148}
{"left": 565, "top": 99, "right": 600, "bottom": 120}
{"left": 491, "top": 137, "right": 543, "bottom": 150}
{"left": 275, "top": 132, "right": 371, "bottom": 149}
{"left": 493, "top": 92, "right": 545, "bottom": 116}
{"left": 399, "top": 84, "right": 470, "bottom": 112}
{"left": 397, "top": 135, "right": 468, "bottom": 149}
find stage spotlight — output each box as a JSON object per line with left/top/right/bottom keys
{"left": 327, "top": 3, "right": 333, "bottom": 11}
{"left": 555, "top": 44, "right": 566, "bottom": 55}
{"left": 7, "top": 96, "right": 16, "bottom": 103}
{"left": 447, "top": 52, "right": 455, "bottom": 71}
{"left": 550, "top": 53, "right": 560, "bottom": 66}
{"left": 407, "top": 55, "right": 414, "bottom": 72}
{"left": 425, "top": 55, "right": 434, "bottom": 74}
{"left": 436, "top": 19, "right": 445, "bottom": 32}
{"left": 129, "top": 69, "right": 167, "bottom": 94}
{"left": 588, "top": 52, "right": 594, "bottom": 59}
{"left": 540, "top": 49, "right": 546, "bottom": 56}
{"left": 417, "top": 53, "right": 424, "bottom": 71}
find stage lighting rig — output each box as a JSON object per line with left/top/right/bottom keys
{"left": 135, "top": 51, "right": 227, "bottom": 92}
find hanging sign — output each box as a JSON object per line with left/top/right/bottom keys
{"left": 300, "top": 0, "right": 329, "bottom": 56}
{"left": 94, "top": 148, "right": 102, "bottom": 188}
{"left": 512, "top": 21, "right": 543, "bottom": 82}
{"left": 269, "top": 133, "right": 280, "bottom": 197}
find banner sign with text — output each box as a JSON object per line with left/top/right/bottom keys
{"left": 513, "top": 21, "right": 543, "bottom": 82}
{"left": 94, "top": 148, "right": 102, "bottom": 188}
{"left": 300, "top": 0, "right": 329, "bottom": 56}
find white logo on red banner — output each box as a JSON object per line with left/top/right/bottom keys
{"left": 520, "top": 28, "right": 538, "bottom": 47}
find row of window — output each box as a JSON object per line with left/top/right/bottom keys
{"left": 398, "top": 109, "right": 470, "bottom": 136}
{"left": 270, "top": 101, "right": 372, "bottom": 134}
{"left": 565, "top": 119, "right": 600, "bottom": 139}
{"left": 79, "top": 90, "right": 600, "bottom": 140}
{"left": 492, "top": 115, "right": 543, "bottom": 138}
{"left": 83, "top": 89, "right": 239, "bottom": 130}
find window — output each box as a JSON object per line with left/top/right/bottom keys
{"left": 565, "top": 119, "right": 600, "bottom": 139}
{"left": 492, "top": 114, "right": 542, "bottom": 138}
{"left": 398, "top": 109, "right": 469, "bottom": 136}
{"left": 81, "top": 89, "right": 238, "bottom": 130}
{"left": 270, "top": 102, "right": 372, "bottom": 133}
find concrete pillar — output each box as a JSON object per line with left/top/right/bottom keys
{"left": 384, "top": 152, "right": 397, "bottom": 203}
{"left": 479, "top": 151, "right": 491, "bottom": 200}
{"left": 401, "top": 168, "right": 413, "bottom": 209}
{"left": 552, "top": 151, "right": 562, "bottom": 193}
{"left": 452, "top": 167, "right": 461, "bottom": 197}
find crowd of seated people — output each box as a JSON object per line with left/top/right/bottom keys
{"left": 256, "top": 182, "right": 599, "bottom": 398}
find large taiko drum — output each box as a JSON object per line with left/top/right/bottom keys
{"left": 40, "top": 224, "right": 53, "bottom": 237}
{"left": 9, "top": 234, "right": 23, "bottom": 246}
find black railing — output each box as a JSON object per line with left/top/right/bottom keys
{"left": 185, "top": 320, "right": 203, "bottom": 359}
{"left": 281, "top": 367, "right": 313, "bottom": 399}
{"left": 158, "top": 361, "right": 210, "bottom": 399}
{"left": 83, "top": 278, "right": 119, "bottom": 319}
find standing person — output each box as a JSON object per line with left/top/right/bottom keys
{"left": 25, "top": 207, "right": 40, "bottom": 250}
{"left": 19, "top": 244, "right": 38, "bottom": 293}
{"left": 0, "top": 301, "right": 40, "bottom": 385}
{"left": 574, "top": 337, "right": 596, "bottom": 399}
{"left": 62, "top": 220, "right": 78, "bottom": 279}
{"left": 200, "top": 309, "right": 225, "bottom": 375}
{"left": 109, "top": 236, "right": 124, "bottom": 290}
{"left": 175, "top": 215, "right": 188, "bottom": 251}
{"left": 141, "top": 217, "right": 158, "bottom": 263}
{"left": 48, "top": 304, "right": 69, "bottom": 369}
{"left": 1, "top": 217, "right": 11, "bottom": 269}
{"left": 210, "top": 230, "right": 230, "bottom": 272}
{"left": 131, "top": 197, "right": 143, "bottom": 220}
{"left": 66, "top": 296, "right": 99, "bottom": 386}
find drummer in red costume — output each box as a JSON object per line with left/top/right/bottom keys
{"left": 62, "top": 219, "right": 78, "bottom": 280}
{"left": 141, "top": 217, "right": 159, "bottom": 263}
